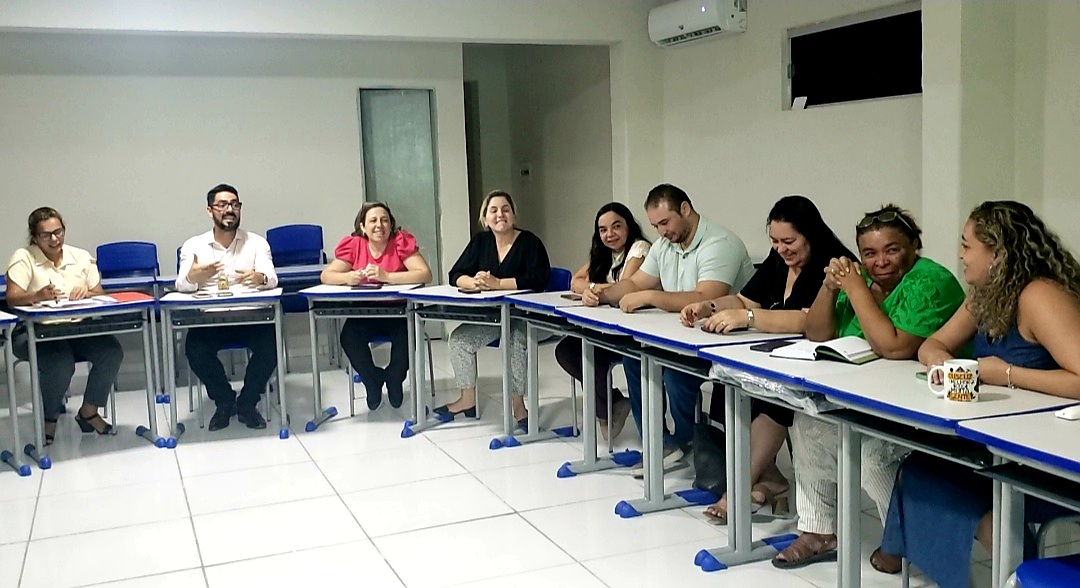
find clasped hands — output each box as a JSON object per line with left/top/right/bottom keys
{"left": 824, "top": 257, "right": 865, "bottom": 294}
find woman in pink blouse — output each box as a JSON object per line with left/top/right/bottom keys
{"left": 320, "top": 202, "right": 432, "bottom": 410}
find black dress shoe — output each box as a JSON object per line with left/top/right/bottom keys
{"left": 387, "top": 379, "right": 404, "bottom": 409}
{"left": 208, "top": 405, "right": 234, "bottom": 431}
{"left": 365, "top": 371, "right": 385, "bottom": 411}
{"left": 236, "top": 406, "right": 267, "bottom": 429}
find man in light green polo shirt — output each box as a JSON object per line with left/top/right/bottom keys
{"left": 585, "top": 183, "right": 754, "bottom": 465}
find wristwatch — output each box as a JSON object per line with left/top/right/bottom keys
{"left": 588, "top": 282, "right": 596, "bottom": 291}
{"left": 746, "top": 308, "right": 755, "bottom": 328}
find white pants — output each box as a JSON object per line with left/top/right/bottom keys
{"left": 790, "top": 412, "right": 909, "bottom": 535}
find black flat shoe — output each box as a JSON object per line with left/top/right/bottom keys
{"left": 75, "top": 410, "right": 113, "bottom": 435}
{"left": 432, "top": 404, "right": 477, "bottom": 422}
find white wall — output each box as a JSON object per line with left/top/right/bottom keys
{"left": 0, "top": 32, "right": 470, "bottom": 275}
{"left": 1015, "top": 1, "right": 1080, "bottom": 252}
{"left": 660, "top": 0, "right": 921, "bottom": 261}
{"left": 0, "top": 0, "right": 664, "bottom": 276}
{"left": 505, "top": 45, "right": 614, "bottom": 270}
{"left": 462, "top": 44, "right": 514, "bottom": 209}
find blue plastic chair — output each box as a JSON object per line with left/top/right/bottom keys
{"left": 96, "top": 241, "right": 159, "bottom": 279}
{"left": 266, "top": 224, "right": 326, "bottom": 267}
{"left": 1013, "top": 553, "right": 1080, "bottom": 587}
{"left": 266, "top": 225, "right": 327, "bottom": 362}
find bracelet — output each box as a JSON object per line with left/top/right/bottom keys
{"left": 709, "top": 301, "right": 717, "bottom": 313}
{"left": 1006, "top": 364, "right": 1015, "bottom": 389}
{"left": 746, "top": 308, "right": 755, "bottom": 329}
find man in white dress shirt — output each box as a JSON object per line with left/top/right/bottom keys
{"left": 176, "top": 184, "right": 278, "bottom": 431}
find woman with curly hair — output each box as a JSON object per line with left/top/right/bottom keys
{"left": 874, "top": 200, "right": 1080, "bottom": 586}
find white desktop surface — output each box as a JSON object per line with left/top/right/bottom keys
{"left": 506, "top": 291, "right": 584, "bottom": 313}
{"left": 699, "top": 342, "right": 880, "bottom": 389}
{"left": 618, "top": 312, "right": 796, "bottom": 353}
{"left": 555, "top": 305, "right": 647, "bottom": 336}
{"left": 807, "top": 360, "right": 1075, "bottom": 431}
{"left": 0, "top": 310, "right": 16, "bottom": 324}
{"left": 401, "top": 284, "right": 527, "bottom": 302}
{"left": 299, "top": 283, "right": 421, "bottom": 297}
{"left": 958, "top": 410, "right": 1080, "bottom": 481}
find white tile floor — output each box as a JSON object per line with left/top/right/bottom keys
{"left": 1, "top": 340, "right": 1077, "bottom": 587}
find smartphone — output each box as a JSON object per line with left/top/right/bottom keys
{"left": 458, "top": 288, "right": 483, "bottom": 294}
{"left": 750, "top": 340, "right": 795, "bottom": 353}
{"left": 351, "top": 282, "right": 383, "bottom": 290}
{"left": 560, "top": 293, "right": 582, "bottom": 301}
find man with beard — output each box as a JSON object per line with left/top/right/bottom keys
{"left": 585, "top": 183, "right": 754, "bottom": 471}
{"left": 176, "top": 184, "right": 278, "bottom": 431}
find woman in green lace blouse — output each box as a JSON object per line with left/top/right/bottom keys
{"left": 772, "top": 204, "right": 966, "bottom": 571}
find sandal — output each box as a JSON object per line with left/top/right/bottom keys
{"left": 870, "top": 547, "right": 902, "bottom": 574}
{"left": 772, "top": 532, "right": 838, "bottom": 569}
{"left": 75, "top": 409, "right": 114, "bottom": 435}
{"left": 702, "top": 482, "right": 790, "bottom": 525}
{"left": 44, "top": 417, "right": 58, "bottom": 446}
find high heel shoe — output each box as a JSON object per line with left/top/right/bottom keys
{"left": 75, "top": 410, "right": 114, "bottom": 435}
{"left": 431, "top": 404, "right": 477, "bottom": 422}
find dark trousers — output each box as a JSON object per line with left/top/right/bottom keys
{"left": 622, "top": 356, "right": 703, "bottom": 448}
{"left": 553, "top": 336, "right": 626, "bottom": 419}
{"left": 339, "top": 317, "right": 409, "bottom": 390}
{"left": 13, "top": 330, "right": 123, "bottom": 419}
{"left": 185, "top": 325, "right": 277, "bottom": 410}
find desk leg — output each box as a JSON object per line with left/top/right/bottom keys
{"left": 1, "top": 327, "right": 31, "bottom": 476}
{"left": 401, "top": 308, "right": 442, "bottom": 438}
{"left": 134, "top": 312, "right": 164, "bottom": 448}
{"left": 994, "top": 456, "right": 1024, "bottom": 587}
{"left": 147, "top": 304, "right": 163, "bottom": 403}
{"left": 490, "top": 321, "right": 568, "bottom": 449}
{"left": 162, "top": 309, "right": 186, "bottom": 447}
{"left": 694, "top": 384, "right": 798, "bottom": 572}
{"left": 304, "top": 308, "right": 336, "bottom": 433}
{"left": 406, "top": 303, "right": 418, "bottom": 423}
{"left": 500, "top": 303, "right": 513, "bottom": 435}
{"left": 23, "top": 322, "right": 50, "bottom": 469}
{"left": 273, "top": 303, "right": 290, "bottom": 439}
{"left": 838, "top": 422, "right": 862, "bottom": 588}
{"left": 559, "top": 340, "right": 637, "bottom": 477}
{"left": 617, "top": 356, "right": 707, "bottom": 517}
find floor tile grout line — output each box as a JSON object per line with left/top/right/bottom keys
{"left": 170, "top": 445, "right": 210, "bottom": 585}
{"left": 15, "top": 472, "right": 44, "bottom": 588}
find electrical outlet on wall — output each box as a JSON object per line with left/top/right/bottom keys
{"left": 518, "top": 163, "right": 532, "bottom": 182}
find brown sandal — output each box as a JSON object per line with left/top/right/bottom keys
{"left": 772, "top": 532, "right": 838, "bottom": 569}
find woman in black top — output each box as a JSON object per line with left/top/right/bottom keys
{"left": 680, "top": 195, "right": 854, "bottom": 523}
{"left": 436, "top": 191, "right": 551, "bottom": 427}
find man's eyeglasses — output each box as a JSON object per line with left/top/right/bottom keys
{"left": 35, "top": 227, "right": 66, "bottom": 241}
{"left": 210, "top": 201, "right": 243, "bottom": 211}
{"left": 857, "top": 210, "right": 913, "bottom": 232}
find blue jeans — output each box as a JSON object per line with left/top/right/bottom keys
{"left": 622, "top": 356, "right": 702, "bottom": 448}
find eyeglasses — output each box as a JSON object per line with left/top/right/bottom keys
{"left": 857, "top": 210, "right": 914, "bottom": 232}
{"left": 210, "top": 201, "right": 243, "bottom": 211}
{"left": 35, "top": 227, "right": 65, "bottom": 241}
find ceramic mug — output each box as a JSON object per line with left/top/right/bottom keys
{"left": 927, "top": 358, "right": 980, "bottom": 402}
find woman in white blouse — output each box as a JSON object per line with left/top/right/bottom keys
{"left": 5, "top": 207, "right": 123, "bottom": 444}
{"left": 555, "top": 202, "right": 651, "bottom": 439}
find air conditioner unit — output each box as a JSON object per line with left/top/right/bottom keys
{"left": 648, "top": 0, "right": 747, "bottom": 47}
